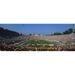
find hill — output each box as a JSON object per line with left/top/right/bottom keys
{"left": 0, "top": 27, "right": 20, "bottom": 39}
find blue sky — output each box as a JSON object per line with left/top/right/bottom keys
{"left": 0, "top": 24, "right": 74, "bottom": 34}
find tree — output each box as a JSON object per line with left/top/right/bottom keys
{"left": 63, "top": 28, "right": 73, "bottom": 34}
{"left": 53, "top": 32, "right": 62, "bottom": 35}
